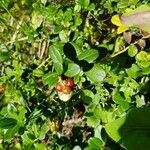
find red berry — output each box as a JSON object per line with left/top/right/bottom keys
{"left": 0, "top": 87, "right": 3, "bottom": 94}
{"left": 62, "top": 86, "right": 71, "bottom": 94}
{"left": 55, "top": 83, "right": 63, "bottom": 92}
{"left": 66, "top": 78, "right": 74, "bottom": 88}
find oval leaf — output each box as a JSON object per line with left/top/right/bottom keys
{"left": 78, "top": 49, "right": 99, "bottom": 63}
{"left": 76, "top": 0, "right": 90, "bottom": 8}
{"left": 42, "top": 72, "right": 59, "bottom": 87}
{"left": 65, "top": 63, "right": 80, "bottom": 77}
{"left": 105, "top": 107, "right": 150, "bottom": 150}
{"left": 0, "top": 118, "right": 17, "bottom": 129}
{"left": 88, "top": 137, "right": 103, "bottom": 148}
{"left": 0, "top": 44, "right": 10, "bottom": 62}
{"left": 85, "top": 64, "right": 106, "bottom": 82}
{"left": 49, "top": 44, "right": 63, "bottom": 74}
{"left": 128, "top": 44, "right": 138, "bottom": 57}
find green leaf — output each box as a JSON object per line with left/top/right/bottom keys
{"left": 142, "top": 67, "right": 150, "bottom": 75}
{"left": 4, "top": 124, "right": 20, "bottom": 140}
{"left": 81, "top": 90, "right": 94, "bottom": 104}
{"left": 117, "top": 0, "right": 128, "bottom": 9}
{"left": 86, "top": 115, "right": 100, "bottom": 127}
{"left": 38, "top": 122, "right": 49, "bottom": 140}
{"left": 0, "top": 118, "right": 17, "bottom": 129}
{"left": 88, "top": 137, "right": 103, "bottom": 149}
{"left": 105, "top": 107, "right": 150, "bottom": 150}
{"left": 33, "top": 69, "right": 44, "bottom": 77}
{"left": 42, "top": 72, "right": 59, "bottom": 87}
{"left": 136, "top": 51, "right": 150, "bottom": 67}
{"left": 31, "top": 11, "right": 43, "bottom": 30}
{"left": 112, "top": 89, "right": 125, "bottom": 104}
{"left": 136, "top": 51, "right": 148, "bottom": 61}
{"left": 49, "top": 44, "right": 63, "bottom": 74}
{"left": 59, "top": 30, "right": 70, "bottom": 43}
{"left": 78, "top": 49, "right": 99, "bottom": 63}
{"left": 69, "top": 42, "right": 82, "bottom": 56}
{"left": 126, "top": 64, "right": 142, "bottom": 79}
{"left": 35, "top": 143, "right": 46, "bottom": 150}
{"left": 53, "top": 62, "right": 63, "bottom": 75}
{"left": 76, "top": 0, "right": 90, "bottom": 8}
{"left": 63, "top": 8, "right": 72, "bottom": 24}
{"left": 135, "top": 95, "right": 145, "bottom": 108}
{"left": 0, "top": 44, "right": 10, "bottom": 62}
{"left": 128, "top": 44, "right": 138, "bottom": 57}
{"left": 85, "top": 64, "right": 106, "bottom": 82}
{"left": 65, "top": 63, "right": 80, "bottom": 77}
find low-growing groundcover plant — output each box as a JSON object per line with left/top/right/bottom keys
{"left": 0, "top": 0, "right": 150, "bottom": 149}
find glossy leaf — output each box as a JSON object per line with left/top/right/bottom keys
{"left": 65, "top": 63, "right": 80, "bottom": 77}
{"left": 49, "top": 44, "right": 63, "bottom": 74}
{"left": 85, "top": 64, "right": 106, "bottom": 82}
{"left": 4, "top": 125, "right": 20, "bottom": 140}
{"left": 78, "top": 49, "right": 99, "bottom": 63}
{"left": 76, "top": 0, "right": 90, "bottom": 8}
{"left": 0, "top": 45, "right": 10, "bottom": 62}
{"left": 105, "top": 107, "right": 150, "bottom": 150}
{"left": 42, "top": 72, "right": 59, "bottom": 87}
{"left": 0, "top": 118, "right": 17, "bottom": 129}
{"left": 88, "top": 137, "right": 103, "bottom": 149}
{"left": 128, "top": 44, "right": 138, "bottom": 57}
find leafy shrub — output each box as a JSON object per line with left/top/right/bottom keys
{"left": 0, "top": 0, "right": 150, "bottom": 149}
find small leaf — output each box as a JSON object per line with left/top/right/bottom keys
{"left": 69, "top": 42, "right": 82, "bottom": 56}
{"left": 42, "top": 72, "right": 59, "bottom": 87}
{"left": 0, "top": 118, "right": 17, "bottom": 129}
{"left": 33, "top": 69, "right": 44, "bottom": 77}
{"left": 136, "top": 51, "right": 149, "bottom": 61}
{"left": 126, "top": 64, "right": 141, "bottom": 79}
{"left": 86, "top": 116, "right": 100, "bottom": 127}
{"left": 4, "top": 125, "right": 20, "bottom": 140}
{"left": 128, "top": 44, "right": 138, "bottom": 57}
{"left": 85, "top": 64, "right": 106, "bottom": 82}
{"left": 35, "top": 143, "right": 47, "bottom": 150}
{"left": 49, "top": 44, "right": 63, "bottom": 74}
{"left": 117, "top": 1, "right": 128, "bottom": 9}
{"left": 53, "top": 63, "right": 63, "bottom": 75}
{"left": 31, "top": 11, "right": 43, "bottom": 30}
{"left": 112, "top": 89, "right": 130, "bottom": 109}
{"left": 88, "top": 137, "right": 103, "bottom": 148}
{"left": 76, "top": 0, "right": 90, "bottom": 8}
{"left": 78, "top": 49, "right": 99, "bottom": 63}
{"left": 81, "top": 90, "right": 94, "bottom": 104}
{"left": 0, "top": 44, "right": 10, "bottom": 62}
{"left": 65, "top": 63, "right": 80, "bottom": 77}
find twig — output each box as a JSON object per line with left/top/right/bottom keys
{"left": 36, "top": 56, "right": 51, "bottom": 69}
{"left": 40, "top": 40, "right": 47, "bottom": 59}
{"left": 6, "top": 37, "right": 28, "bottom": 45}
{"left": 10, "top": 20, "right": 23, "bottom": 46}
{"left": 111, "top": 34, "right": 150, "bottom": 58}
